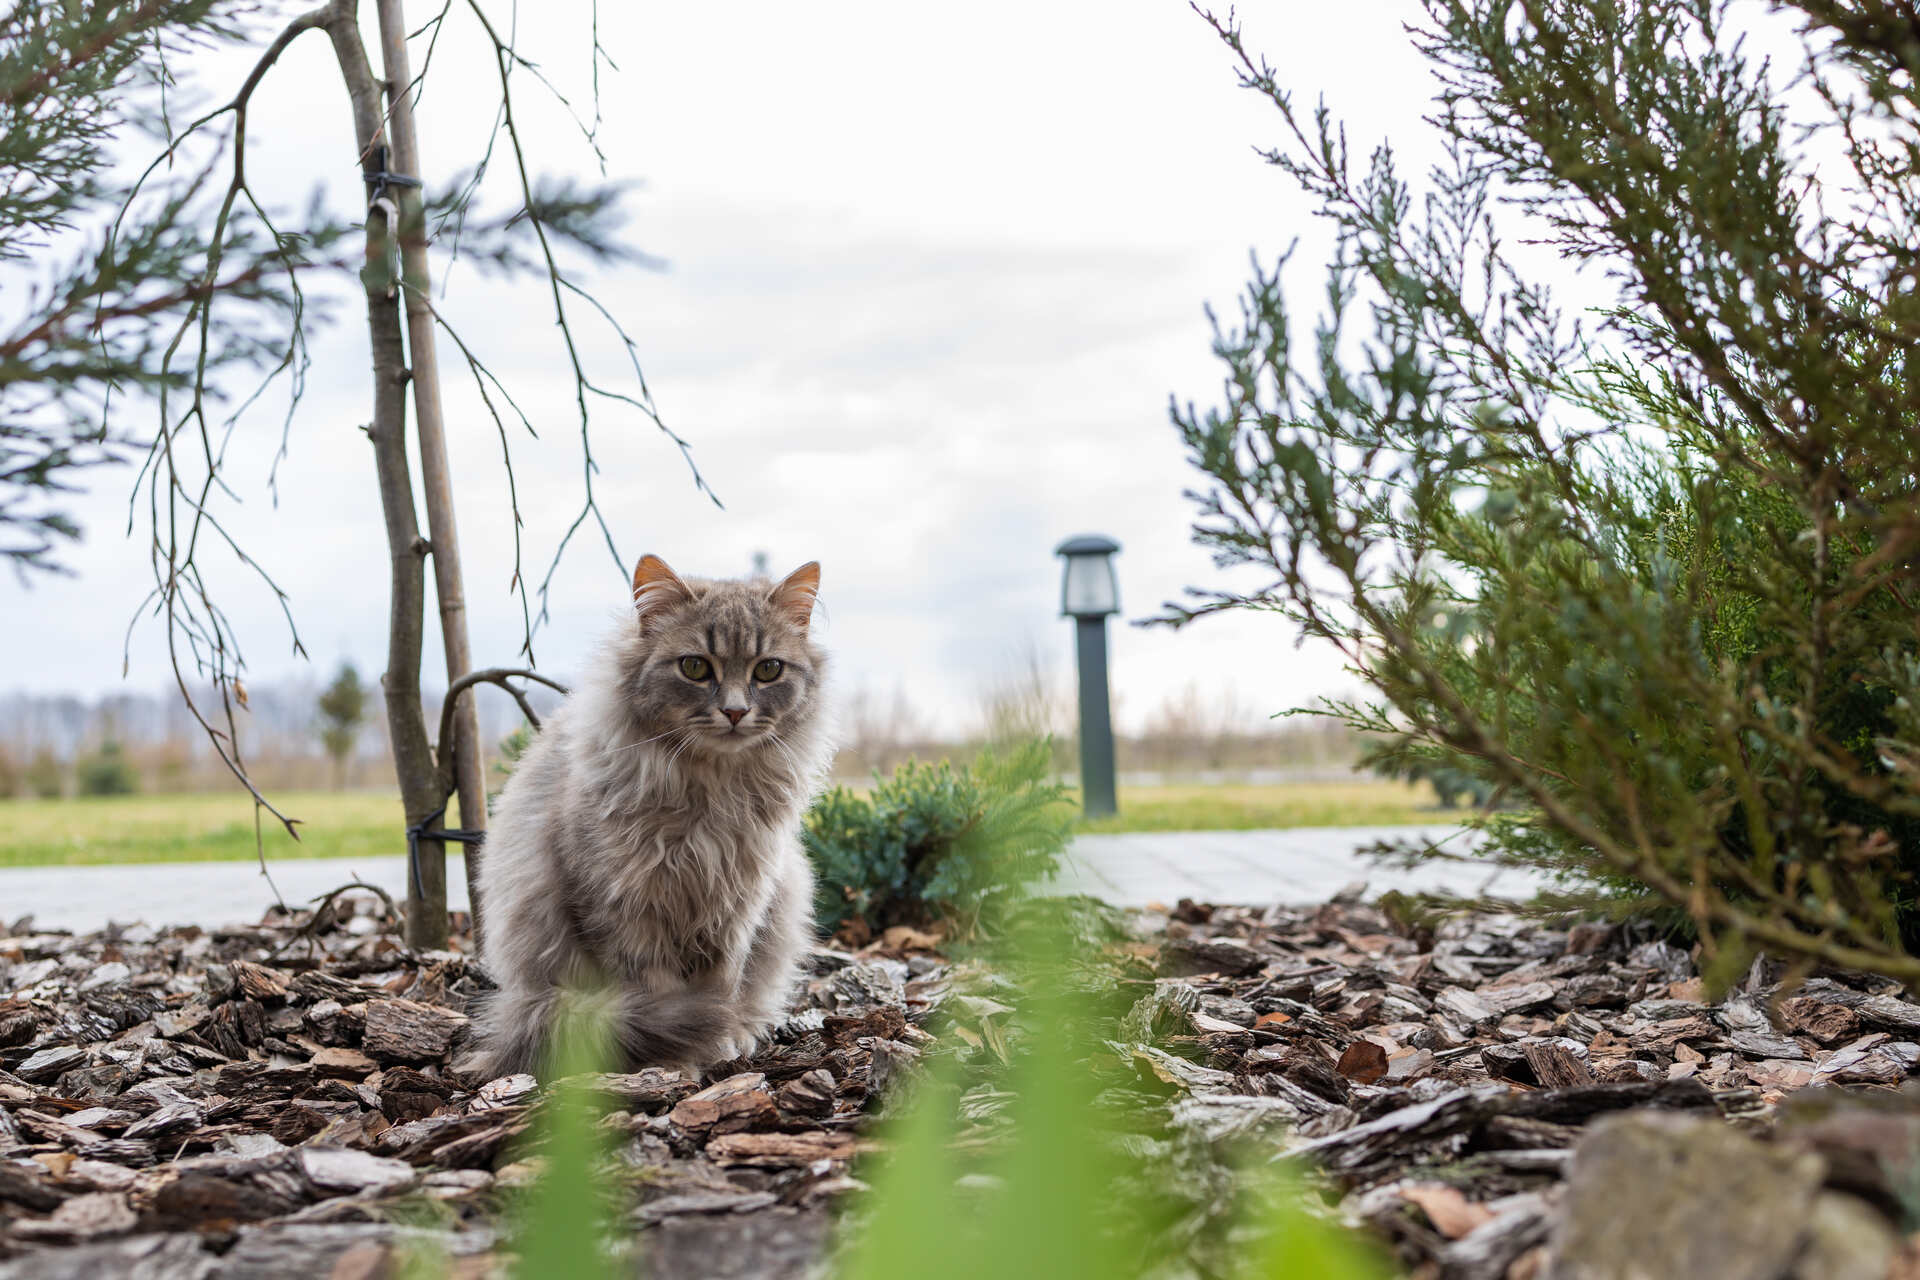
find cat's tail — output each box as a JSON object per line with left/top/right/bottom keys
{"left": 471, "top": 982, "right": 731, "bottom": 1080}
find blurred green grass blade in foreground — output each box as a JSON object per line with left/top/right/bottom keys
{"left": 843, "top": 922, "right": 1387, "bottom": 1280}
{"left": 510, "top": 994, "right": 622, "bottom": 1280}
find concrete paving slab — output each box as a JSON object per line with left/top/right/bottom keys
{"left": 0, "top": 825, "right": 1545, "bottom": 934}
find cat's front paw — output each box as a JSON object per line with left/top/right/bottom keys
{"left": 713, "top": 1024, "right": 771, "bottom": 1065}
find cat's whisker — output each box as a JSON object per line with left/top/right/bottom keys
{"left": 581, "top": 727, "right": 686, "bottom": 762}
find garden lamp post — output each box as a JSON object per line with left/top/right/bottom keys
{"left": 1055, "top": 534, "right": 1121, "bottom": 818}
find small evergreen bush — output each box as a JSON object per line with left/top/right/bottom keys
{"left": 803, "top": 738, "right": 1074, "bottom": 938}
{"left": 75, "top": 741, "right": 140, "bottom": 797}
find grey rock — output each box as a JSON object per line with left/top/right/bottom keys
{"left": 1789, "top": 1191, "right": 1900, "bottom": 1280}
{"left": 1549, "top": 1112, "right": 1825, "bottom": 1280}
{"left": 1731, "top": 1030, "right": 1808, "bottom": 1061}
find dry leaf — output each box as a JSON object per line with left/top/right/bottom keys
{"left": 880, "top": 924, "right": 944, "bottom": 952}
{"left": 1400, "top": 1184, "right": 1494, "bottom": 1240}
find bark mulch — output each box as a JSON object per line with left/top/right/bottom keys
{"left": 0, "top": 890, "right": 940, "bottom": 1278}
{"left": 6, "top": 887, "right": 1920, "bottom": 1279}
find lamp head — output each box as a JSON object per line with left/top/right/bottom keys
{"left": 1054, "top": 533, "right": 1121, "bottom": 619}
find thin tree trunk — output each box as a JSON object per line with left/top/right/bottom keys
{"left": 374, "top": 0, "right": 488, "bottom": 950}
{"left": 322, "top": 0, "right": 448, "bottom": 950}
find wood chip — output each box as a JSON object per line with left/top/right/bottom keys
{"left": 361, "top": 998, "right": 469, "bottom": 1063}
{"left": 705, "top": 1130, "right": 862, "bottom": 1166}
{"left": 1336, "top": 1040, "right": 1389, "bottom": 1085}
{"left": 310, "top": 1046, "right": 379, "bottom": 1079}
{"left": 668, "top": 1072, "right": 778, "bottom": 1133}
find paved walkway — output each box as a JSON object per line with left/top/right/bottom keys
{"left": 1050, "top": 826, "right": 1545, "bottom": 906}
{"left": 0, "top": 826, "right": 1546, "bottom": 935}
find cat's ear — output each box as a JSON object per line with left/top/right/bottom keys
{"left": 632, "top": 555, "right": 692, "bottom": 629}
{"left": 770, "top": 561, "right": 822, "bottom": 631}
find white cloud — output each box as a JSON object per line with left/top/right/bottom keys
{"left": 1, "top": 0, "right": 1437, "bottom": 737}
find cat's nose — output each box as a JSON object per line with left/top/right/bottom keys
{"left": 722, "top": 707, "right": 746, "bottom": 725}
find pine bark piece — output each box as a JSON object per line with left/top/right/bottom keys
{"left": 0, "top": 1232, "right": 212, "bottom": 1278}
{"left": 1778, "top": 998, "right": 1862, "bottom": 1046}
{"left": 361, "top": 998, "right": 469, "bottom": 1063}
{"left": 17, "top": 1044, "right": 86, "bottom": 1081}
{"left": 1336, "top": 1040, "right": 1389, "bottom": 1085}
{"left": 470, "top": 1073, "right": 540, "bottom": 1112}
{"left": 635, "top": 1189, "right": 780, "bottom": 1223}
{"left": 705, "top": 1130, "right": 862, "bottom": 1166}
{"left": 775, "top": 1069, "right": 837, "bottom": 1120}
{"left": 1158, "top": 938, "right": 1266, "bottom": 978}
{"left": 667, "top": 1072, "right": 777, "bottom": 1133}
{"left": 9, "top": 1190, "right": 139, "bottom": 1243}
{"left": 823, "top": 1005, "right": 907, "bottom": 1046}
{"left": 586, "top": 1068, "right": 697, "bottom": 1112}
{"left": 1479, "top": 981, "right": 1557, "bottom": 1017}
{"left": 426, "top": 1116, "right": 529, "bottom": 1169}
{"left": 0, "top": 1163, "right": 66, "bottom": 1211}
{"left": 152, "top": 1173, "right": 300, "bottom": 1228}
{"left": 310, "top": 1046, "right": 379, "bottom": 1079}
{"left": 296, "top": 1147, "right": 419, "bottom": 1197}
{"left": 1521, "top": 1041, "right": 1595, "bottom": 1089}
{"left": 122, "top": 1102, "right": 204, "bottom": 1142}
{"left": 1297, "top": 1079, "right": 1717, "bottom": 1178}
{"left": 229, "top": 962, "right": 291, "bottom": 1003}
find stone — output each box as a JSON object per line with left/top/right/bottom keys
{"left": 1549, "top": 1112, "right": 1826, "bottom": 1280}
{"left": 1790, "top": 1191, "right": 1900, "bottom": 1280}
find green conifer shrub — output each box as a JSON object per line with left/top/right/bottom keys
{"left": 803, "top": 738, "right": 1074, "bottom": 938}
{"left": 1169, "top": 2, "right": 1920, "bottom": 984}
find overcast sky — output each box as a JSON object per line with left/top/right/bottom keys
{"left": 1, "top": 0, "right": 1442, "bottom": 736}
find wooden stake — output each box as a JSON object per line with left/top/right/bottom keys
{"left": 374, "top": 0, "right": 488, "bottom": 951}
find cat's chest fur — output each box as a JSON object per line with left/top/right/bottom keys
{"left": 572, "top": 774, "right": 792, "bottom": 981}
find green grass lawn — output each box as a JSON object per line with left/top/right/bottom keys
{"left": 0, "top": 779, "right": 1465, "bottom": 868}
{"left": 0, "top": 791, "right": 410, "bottom": 868}
{"left": 1075, "top": 779, "right": 1469, "bottom": 834}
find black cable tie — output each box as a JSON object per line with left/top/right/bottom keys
{"left": 362, "top": 144, "right": 424, "bottom": 205}
{"left": 404, "top": 804, "right": 488, "bottom": 901}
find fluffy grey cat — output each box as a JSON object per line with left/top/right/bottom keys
{"left": 472, "top": 555, "right": 830, "bottom": 1077}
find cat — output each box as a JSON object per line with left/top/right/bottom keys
{"left": 471, "top": 555, "right": 831, "bottom": 1077}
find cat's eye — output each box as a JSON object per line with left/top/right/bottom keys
{"left": 753, "top": 659, "right": 784, "bottom": 682}
{"left": 677, "top": 656, "right": 712, "bottom": 681}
